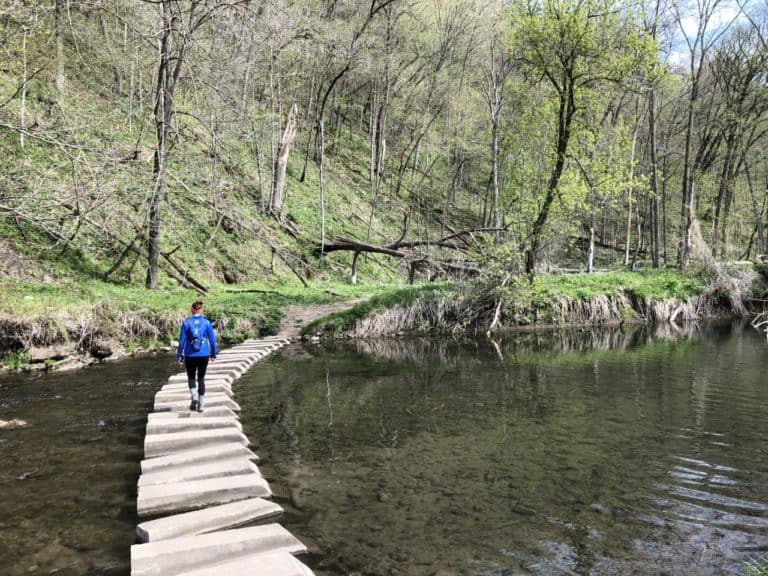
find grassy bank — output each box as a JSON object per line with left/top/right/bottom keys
{"left": 303, "top": 267, "right": 762, "bottom": 339}
{"left": 0, "top": 278, "right": 399, "bottom": 370}
{"left": 2, "top": 265, "right": 762, "bottom": 370}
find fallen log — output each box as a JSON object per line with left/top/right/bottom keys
{"left": 313, "top": 237, "right": 407, "bottom": 259}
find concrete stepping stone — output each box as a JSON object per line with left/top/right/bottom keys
{"left": 217, "top": 349, "right": 265, "bottom": 355}
{"left": 136, "top": 474, "right": 271, "bottom": 517}
{"left": 168, "top": 374, "right": 233, "bottom": 385}
{"left": 215, "top": 354, "right": 265, "bottom": 361}
{"left": 208, "top": 358, "right": 253, "bottom": 366}
{"left": 154, "top": 391, "right": 233, "bottom": 403}
{"left": 144, "top": 427, "right": 248, "bottom": 458}
{"left": 155, "top": 380, "right": 232, "bottom": 396}
{"left": 206, "top": 365, "right": 250, "bottom": 376}
{"left": 141, "top": 442, "right": 258, "bottom": 474}
{"left": 132, "top": 339, "right": 303, "bottom": 575}
{"left": 145, "top": 416, "right": 242, "bottom": 435}
{"left": 163, "top": 378, "right": 233, "bottom": 388}
{"left": 160, "top": 384, "right": 232, "bottom": 395}
{"left": 138, "top": 456, "right": 260, "bottom": 486}
{"left": 148, "top": 407, "right": 237, "bottom": 420}
{"left": 154, "top": 397, "right": 240, "bottom": 413}
{"left": 130, "top": 524, "right": 306, "bottom": 576}
{"left": 175, "top": 551, "right": 313, "bottom": 576}
{"left": 166, "top": 379, "right": 234, "bottom": 389}
{"left": 204, "top": 367, "right": 245, "bottom": 379}
{"left": 209, "top": 358, "right": 251, "bottom": 366}
{"left": 152, "top": 398, "right": 237, "bottom": 412}
{"left": 136, "top": 497, "right": 283, "bottom": 542}
{"left": 168, "top": 370, "right": 235, "bottom": 378}
{"left": 163, "top": 379, "right": 232, "bottom": 388}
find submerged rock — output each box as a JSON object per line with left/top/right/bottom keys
{"left": 89, "top": 338, "right": 114, "bottom": 359}
{"left": 0, "top": 418, "right": 28, "bottom": 430}
{"left": 28, "top": 344, "right": 72, "bottom": 362}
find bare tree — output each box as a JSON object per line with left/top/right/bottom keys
{"left": 144, "top": 0, "right": 240, "bottom": 289}
{"left": 484, "top": 33, "right": 515, "bottom": 245}
{"left": 271, "top": 102, "right": 298, "bottom": 218}
{"left": 673, "top": 0, "right": 739, "bottom": 268}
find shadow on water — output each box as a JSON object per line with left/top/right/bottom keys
{"left": 238, "top": 321, "right": 768, "bottom": 576}
{"left": 0, "top": 355, "right": 176, "bottom": 576}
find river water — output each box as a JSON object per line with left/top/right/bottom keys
{"left": 0, "top": 356, "right": 173, "bottom": 576}
{"left": 237, "top": 322, "right": 768, "bottom": 576}
{"left": 1, "top": 322, "right": 768, "bottom": 575}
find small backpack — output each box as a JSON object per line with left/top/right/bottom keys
{"left": 186, "top": 318, "right": 205, "bottom": 353}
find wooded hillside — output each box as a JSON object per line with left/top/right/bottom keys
{"left": 2, "top": 0, "right": 767, "bottom": 290}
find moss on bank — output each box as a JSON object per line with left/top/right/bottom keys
{"left": 303, "top": 268, "right": 762, "bottom": 339}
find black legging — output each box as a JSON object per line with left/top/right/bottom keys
{"left": 184, "top": 357, "right": 209, "bottom": 396}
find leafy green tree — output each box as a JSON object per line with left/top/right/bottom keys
{"left": 509, "top": 0, "right": 656, "bottom": 277}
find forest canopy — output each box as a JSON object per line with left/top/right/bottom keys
{"left": 1, "top": 0, "right": 767, "bottom": 289}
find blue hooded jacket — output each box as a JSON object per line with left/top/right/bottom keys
{"left": 177, "top": 315, "right": 218, "bottom": 361}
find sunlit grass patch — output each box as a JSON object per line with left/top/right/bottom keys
{"left": 303, "top": 282, "right": 455, "bottom": 336}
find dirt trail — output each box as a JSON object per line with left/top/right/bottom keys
{"left": 277, "top": 298, "right": 364, "bottom": 341}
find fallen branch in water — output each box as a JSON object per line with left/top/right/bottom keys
{"left": 487, "top": 271, "right": 513, "bottom": 337}
{"left": 751, "top": 311, "right": 768, "bottom": 340}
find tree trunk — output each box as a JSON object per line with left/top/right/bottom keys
{"left": 255, "top": 140, "right": 265, "bottom": 212}
{"left": 147, "top": 0, "right": 189, "bottom": 289}
{"left": 146, "top": 4, "right": 173, "bottom": 289}
{"left": 369, "top": 87, "right": 377, "bottom": 184}
{"left": 525, "top": 82, "right": 575, "bottom": 278}
{"left": 712, "top": 133, "right": 735, "bottom": 256}
{"left": 624, "top": 99, "right": 640, "bottom": 266}
{"left": 648, "top": 89, "right": 661, "bottom": 268}
{"left": 20, "top": 29, "right": 27, "bottom": 149}
{"left": 746, "top": 160, "right": 766, "bottom": 257}
{"left": 679, "top": 84, "right": 696, "bottom": 269}
{"left": 319, "top": 118, "right": 326, "bottom": 255}
{"left": 55, "top": 0, "right": 65, "bottom": 99}
{"left": 351, "top": 251, "right": 361, "bottom": 284}
{"left": 491, "top": 116, "right": 501, "bottom": 245}
{"left": 271, "top": 102, "right": 298, "bottom": 219}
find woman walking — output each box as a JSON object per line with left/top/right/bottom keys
{"left": 176, "top": 300, "right": 217, "bottom": 412}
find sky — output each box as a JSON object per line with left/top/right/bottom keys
{"left": 667, "top": 0, "right": 752, "bottom": 66}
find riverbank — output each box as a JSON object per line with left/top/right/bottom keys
{"left": 303, "top": 266, "right": 765, "bottom": 339}
{"left": 0, "top": 279, "right": 391, "bottom": 371}
{"left": 3, "top": 266, "right": 763, "bottom": 371}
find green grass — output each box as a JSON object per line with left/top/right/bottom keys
{"left": 744, "top": 556, "right": 768, "bottom": 576}
{"left": 2, "top": 350, "right": 31, "bottom": 370}
{"left": 303, "top": 269, "right": 714, "bottom": 337}
{"left": 521, "top": 269, "right": 706, "bottom": 303}
{"left": 500, "top": 269, "right": 707, "bottom": 325}
{"left": 0, "top": 276, "right": 402, "bottom": 347}
{"left": 303, "top": 282, "right": 455, "bottom": 336}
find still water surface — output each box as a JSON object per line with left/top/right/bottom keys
{"left": 0, "top": 356, "right": 173, "bottom": 576}
{"left": 1, "top": 323, "right": 768, "bottom": 575}
{"left": 237, "top": 323, "right": 768, "bottom": 576}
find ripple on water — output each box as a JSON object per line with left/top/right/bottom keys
{"left": 660, "top": 483, "right": 768, "bottom": 514}
{"left": 238, "top": 325, "right": 768, "bottom": 576}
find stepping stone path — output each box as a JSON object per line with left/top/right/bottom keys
{"left": 132, "top": 337, "right": 314, "bottom": 576}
